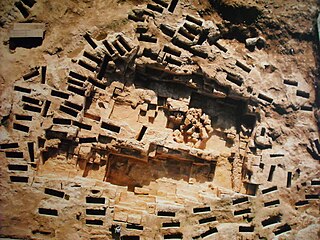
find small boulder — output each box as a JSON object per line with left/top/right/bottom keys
{"left": 203, "top": 21, "right": 221, "bottom": 45}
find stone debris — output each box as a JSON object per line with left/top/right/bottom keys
{"left": 245, "top": 36, "right": 266, "bottom": 50}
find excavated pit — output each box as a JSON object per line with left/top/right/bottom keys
{"left": 0, "top": 0, "right": 319, "bottom": 239}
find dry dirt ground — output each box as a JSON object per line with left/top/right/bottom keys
{"left": 0, "top": 0, "right": 319, "bottom": 239}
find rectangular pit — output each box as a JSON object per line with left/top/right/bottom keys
{"left": 8, "top": 164, "right": 28, "bottom": 171}
{"left": 69, "top": 71, "right": 87, "bottom": 82}
{"left": 38, "top": 208, "right": 58, "bottom": 216}
{"left": 233, "top": 196, "right": 249, "bottom": 205}
{"left": 305, "top": 194, "right": 319, "bottom": 200}
{"left": 73, "top": 121, "right": 92, "bottom": 130}
{"left": 234, "top": 208, "right": 251, "bottom": 216}
{"left": 41, "top": 66, "right": 46, "bottom": 84}
{"left": 51, "top": 89, "right": 69, "bottom": 99}
{"left": 178, "top": 27, "right": 195, "bottom": 41}
{"left": 261, "top": 186, "right": 277, "bottom": 194}
{"left": 283, "top": 79, "right": 298, "bottom": 86}
{"left": 67, "top": 85, "right": 86, "bottom": 96}
{"left": 245, "top": 183, "right": 258, "bottom": 196}
{"left": 137, "top": 126, "right": 147, "bottom": 141}
{"left": 23, "top": 104, "right": 42, "bottom": 113}
{"left": 264, "top": 199, "right": 280, "bottom": 207}
{"left": 261, "top": 214, "right": 281, "bottom": 227}
{"left": 163, "top": 45, "right": 181, "bottom": 57}
{"left": 287, "top": 172, "right": 292, "bottom": 188}
{"left": 189, "top": 47, "right": 208, "bottom": 59}
{"left": 226, "top": 73, "right": 243, "bottom": 86}
{"left": 236, "top": 60, "right": 251, "bottom": 73}
{"left": 274, "top": 224, "right": 291, "bottom": 236}
{"left": 23, "top": 69, "right": 39, "bottom": 80}
{"left": 117, "top": 35, "right": 132, "bottom": 52}
{"left": 44, "top": 188, "right": 65, "bottom": 198}
{"left": 121, "top": 236, "right": 140, "bottom": 240}
{"left": 199, "top": 216, "right": 216, "bottom": 224}
{"left": 59, "top": 105, "right": 78, "bottom": 117}
{"left": 21, "top": 0, "right": 36, "bottom": 8}
{"left": 138, "top": 34, "right": 157, "bottom": 43}
{"left": 83, "top": 51, "right": 102, "bottom": 64}
{"left": 86, "top": 197, "right": 106, "bottom": 204}
{"left": 143, "top": 48, "right": 158, "bottom": 60}
{"left": 88, "top": 77, "right": 107, "bottom": 89}
{"left": 295, "top": 200, "right": 309, "bottom": 206}
{"left": 65, "top": 101, "right": 83, "bottom": 111}
{"left": 38, "top": 137, "right": 45, "bottom": 148}
{"left": 101, "top": 122, "right": 121, "bottom": 133}
{"left": 13, "top": 123, "right": 29, "bottom": 133}
{"left": 296, "top": 90, "right": 310, "bottom": 99}
{"left": 172, "top": 36, "right": 192, "bottom": 51}
{"left": 267, "top": 165, "right": 276, "bottom": 182}
{"left": 136, "top": 25, "right": 148, "bottom": 34}
{"left": 160, "top": 24, "right": 176, "bottom": 37}
{"left": 84, "top": 112, "right": 101, "bottom": 121}
{"left": 15, "top": 115, "right": 32, "bottom": 121}
{"left": 42, "top": 100, "right": 51, "bottom": 117}
{"left": 127, "top": 224, "right": 144, "bottom": 230}
{"left": 157, "top": 211, "right": 175, "bottom": 217}
{"left": 78, "top": 59, "right": 96, "bottom": 72}
{"left": 270, "top": 153, "right": 285, "bottom": 157}
{"left": 152, "top": 0, "right": 168, "bottom": 8}
{"left": 147, "top": 3, "right": 164, "bottom": 13}
{"left": 301, "top": 105, "right": 313, "bottom": 111}
{"left": 168, "top": 0, "right": 179, "bottom": 13}
{"left": 85, "top": 219, "right": 103, "bottom": 225}
{"left": 10, "top": 176, "right": 28, "bottom": 183}
{"left": 214, "top": 41, "right": 227, "bottom": 52}
{"left": 193, "top": 206, "right": 211, "bottom": 214}
{"left": 186, "top": 15, "right": 202, "bottom": 26}
{"left": 68, "top": 78, "right": 85, "bottom": 87}
{"left": 6, "top": 151, "right": 23, "bottom": 158}
{"left": 162, "top": 222, "right": 180, "bottom": 228}
{"left": 98, "top": 134, "right": 114, "bottom": 144}
{"left": 103, "top": 40, "right": 115, "bottom": 55}
{"left": 14, "top": 1, "right": 29, "bottom": 18}
{"left": 164, "top": 233, "right": 183, "bottom": 239}
{"left": 79, "top": 137, "right": 97, "bottom": 143}
{"left": 14, "top": 86, "right": 31, "bottom": 93}
{"left": 27, "top": 142, "right": 34, "bottom": 162}
{"left": 53, "top": 118, "right": 72, "bottom": 125}
{"left": 200, "top": 228, "right": 218, "bottom": 238}
{"left": 0, "top": 143, "right": 19, "bottom": 149}
{"left": 239, "top": 226, "right": 254, "bottom": 232}
{"left": 97, "top": 54, "right": 110, "bottom": 80}
{"left": 45, "top": 129, "right": 68, "bottom": 140}
{"left": 258, "top": 93, "right": 273, "bottom": 103}
{"left": 86, "top": 208, "right": 106, "bottom": 216}
{"left": 183, "top": 22, "right": 201, "bottom": 35}
{"left": 83, "top": 33, "right": 97, "bottom": 49}
{"left": 165, "top": 55, "right": 182, "bottom": 66}
{"left": 112, "top": 40, "right": 126, "bottom": 56}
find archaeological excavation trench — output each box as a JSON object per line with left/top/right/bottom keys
{"left": 0, "top": 0, "right": 319, "bottom": 239}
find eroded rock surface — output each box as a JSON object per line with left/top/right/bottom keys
{"left": 0, "top": 0, "right": 319, "bottom": 239}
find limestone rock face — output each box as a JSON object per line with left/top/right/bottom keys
{"left": 0, "top": 0, "right": 319, "bottom": 239}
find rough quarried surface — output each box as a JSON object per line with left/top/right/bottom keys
{"left": 0, "top": 0, "right": 319, "bottom": 239}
